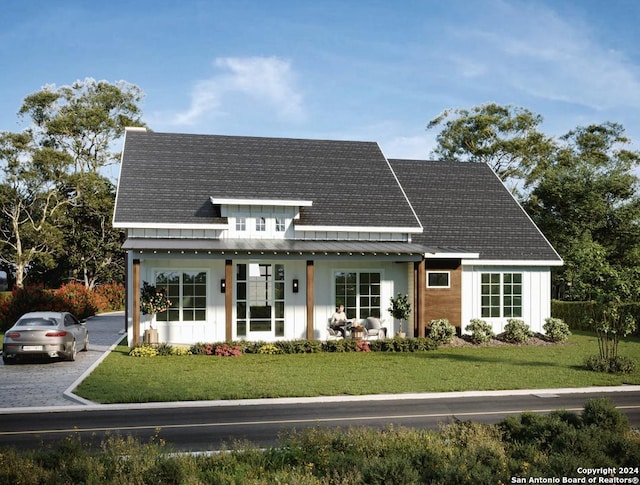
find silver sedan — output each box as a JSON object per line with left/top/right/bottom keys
{"left": 2, "top": 312, "right": 89, "bottom": 364}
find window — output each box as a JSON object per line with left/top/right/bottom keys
{"left": 275, "top": 217, "right": 285, "bottom": 232}
{"left": 256, "top": 217, "right": 266, "bottom": 232}
{"left": 427, "top": 271, "right": 450, "bottom": 288}
{"left": 481, "top": 273, "right": 522, "bottom": 318}
{"left": 335, "top": 271, "right": 381, "bottom": 319}
{"left": 155, "top": 270, "right": 207, "bottom": 322}
{"left": 236, "top": 217, "right": 246, "bottom": 231}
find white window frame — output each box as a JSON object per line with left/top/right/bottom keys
{"left": 256, "top": 217, "right": 266, "bottom": 232}
{"left": 427, "top": 271, "right": 451, "bottom": 288}
{"left": 236, "top": 217, "right": 246, "bottom": 232}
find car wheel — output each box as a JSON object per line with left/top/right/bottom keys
{"left": 82, "top": 332, "right": 89, "bottom": 351}
{"left": 67, "top": 340, "right": 77, "bottom": 361}
{"left": 2, "top": 355, "right": 16, "bottom": 365}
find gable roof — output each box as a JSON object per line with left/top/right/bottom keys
{"left": 390, "top": 159, "right": 562, "bottom": 262}
{"left": 114, "top": 131, "right": 422, "bottom": 231}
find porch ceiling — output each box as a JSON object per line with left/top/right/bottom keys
{"left": 123, "top": 238, "right": 426, "bottom": 260}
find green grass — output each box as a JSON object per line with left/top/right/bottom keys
{"left": 75, "top": 331, "right": 640, "bottom": 404}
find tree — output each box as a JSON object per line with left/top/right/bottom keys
{"left": 0, "top": 79, "right": 145, "bottom": 288}
{"left": 19, "top": 78, "right": 144, "bottom": 173}
{"left": 427, "top": 103, "right": 556, "bottom": 188}
{"left": 0, "top": 132, "right": 71, "bottom": 287}
{"left": 525, "top": 122, "right": 640, "bottom": 299}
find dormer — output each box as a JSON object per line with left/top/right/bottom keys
{"left": 210, "top": 197, "right": 313, "bottom": 240}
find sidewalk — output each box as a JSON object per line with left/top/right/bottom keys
{"left": 0, "top": 312, "right": 125, "bottom": 408}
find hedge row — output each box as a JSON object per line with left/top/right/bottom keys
{"left": 0, "top": 282, "right": 125, "bottom": 331}
{"left": 552, "top": 300, "right": 640, "bottom": 336}
{"left": 130, "top": 337, "right": 442, "bottom": 356}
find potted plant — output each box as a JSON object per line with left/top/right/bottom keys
{"left": 388, "top": 293, "right": 411, "bottom": 338}
{"left": 140, "top": 282, "right": 172, "bottom": 341}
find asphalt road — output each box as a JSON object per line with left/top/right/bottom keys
{"left": 1, "top": 389, "right": 638, "bottom": 451}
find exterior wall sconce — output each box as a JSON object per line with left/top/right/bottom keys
{"left": 220, "top": 279, "right": 226, "bottom": 293}
{"left": 292, "top": 279, "right": 299, "bottom": 293}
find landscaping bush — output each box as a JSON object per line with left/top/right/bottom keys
{"left": 502, "top": 319, "right": 533, "bottom": 343}
{"left": 465, "top": 318, "right": 495, "bottom": 344}
{"left": 543, "top": 317, "right": 571, "bottom": 342}
{"left": 94, "top": 282, "right": 125, "bottom": 312}
{"left": 584, "top": 354, "right": 637, "bottom": 374}
{"left": 53, "top": 281, "right": 100, "bottom": 319}
{"left": 427, "top": 318, "right": 456, "bottom": 345}
{"left": 129, "top": 345, "right": 159, "bottom": 357}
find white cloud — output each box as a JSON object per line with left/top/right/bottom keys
{"left": 172, "top": 56, "right": 304, "bottom": 126}
{"left": 446, "top": 1, "right": 640, "bottom": 110}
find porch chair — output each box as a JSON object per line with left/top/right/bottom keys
{"left": 363, "top": 317, "right": 387, "bottom": 340}
{"left": 326, "top": 326, "right": 344, "bottom": 341}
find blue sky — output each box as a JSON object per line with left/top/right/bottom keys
{"left": 2, "top": 0, "right": 640, "bottom": 162}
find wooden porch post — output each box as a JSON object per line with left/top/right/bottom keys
{"left": 306, "top": 260, "right": 314, "bottom": 339}
{"left": 225, "top": 259, "right": 233, "bottom": 341}
{"left": 132, "top": 259, "right": 141, "bottom": 346}
{"left": 415, "top": 259, "right": 426, "bottom": 337}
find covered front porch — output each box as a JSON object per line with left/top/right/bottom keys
{"left": 124, "top": 239, "right": 427, "bottom": 346}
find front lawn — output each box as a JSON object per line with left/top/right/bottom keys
{"left": 75, "top": 331, "right": 640, "bottom": 404}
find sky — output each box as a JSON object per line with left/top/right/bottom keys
{"left": 1, "top": 0, "right": 640, "bottom": 166}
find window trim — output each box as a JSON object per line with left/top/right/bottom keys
{"left": 480, "top": 272, "right": 522, "bottom": 319}
{"left": 153, "top": 269, "right": 209, "bottom": 322}
{"left": 334, "top": 269, "right": 383, "bottom": 319}
{"left": 426, "top": 271, "right": 451, "bottom": 288}
{"left": 235, "top": 217, "right": 246, "bottom": 232}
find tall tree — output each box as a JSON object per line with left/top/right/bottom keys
{"left": 427, "top": 103, "right": 556, "bottom": 189}
{"left": 0, "top": 79, "right": 145, "bottom": 288}
{"left": 0, "top": 132, "right": 71, "bottom": 287}
{"left": 525, "top": 122, "right": 640, "bottom": 300}
{"left": 19, "top": 78, "right": 144, "bottom": 173}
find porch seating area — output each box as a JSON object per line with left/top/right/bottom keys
{"left": 328, "top": 317, "right": 387, "bottom": 341}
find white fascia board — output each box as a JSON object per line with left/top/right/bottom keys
{"left": 295, "top": 224, "right": 423, "bottom": 234}
{"left": 426, "top": 252, "right": 480, "bottom": 259}
{"left": 461, "top": 259, "right": 564, "bottom": 267}
{"left": 210, "top": 196, "right": 313, "bottom": 207}
{"left": 113, "top": 222, "right": 228, "bottom": 230}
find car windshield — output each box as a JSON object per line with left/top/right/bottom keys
{"left": 16, "top": 318, "right": 58, "bottom": 327}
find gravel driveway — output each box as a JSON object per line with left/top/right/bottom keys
{"left": 0, "top": 312, "right": 124, "bottom": 409}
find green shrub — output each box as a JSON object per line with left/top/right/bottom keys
{"left": 502, "top": 319, "right": 533, "bottom": 343}
{"left": 582, "top": 397, "right": 629, "bottom": 433}
{"left": 543, "top": 317, "right": 571, "bottom": 342}
{"left": 428, "top": 318, "right": 456, "bottom": 345}
{"left": 584, "top": 355, "right": 637, "bottom": 374}
{"left": 465, "top": 318, "right": 495, "bottom": 344}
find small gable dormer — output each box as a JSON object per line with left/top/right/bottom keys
{"left": 210, "top": 197, "right": 313, "bottom": 240}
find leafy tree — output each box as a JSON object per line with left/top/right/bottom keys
{"left": 0, "top": 132, "right": 71, "bottom": 287}
{"left": 587, "top": 265, "right": 638, "bottom": 372}
{"left": 525, "top": 122, "right": 640, "bottom": 299}
{"left": 0, "top": 79, "right": 145, "bottom": 288}
{"left": 19, "top": 78, "right": 144, "bottom": 173}
{"left": 427, "top": 103, "right": 556, "bottom": 187}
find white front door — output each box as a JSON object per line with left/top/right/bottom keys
{"left": 236, "top": 263, "right": 285, "bottom": 340}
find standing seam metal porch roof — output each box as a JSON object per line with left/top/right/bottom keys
{"left": 114, "top": 131, "right": 422, "bottom": 231}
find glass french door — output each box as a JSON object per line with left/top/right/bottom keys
{"left": 236, "top": 263, "right": 285, "bottom": 339}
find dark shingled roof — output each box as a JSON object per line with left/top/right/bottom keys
{"left": 114, "top": 131, "right": 421, "bottom": 230}
{"left": 390, "top": 159, "right": 561, "bottom": 261}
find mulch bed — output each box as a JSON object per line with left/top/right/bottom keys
{"left": 443, "top": 333, "right": 560, "bottom": 348}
